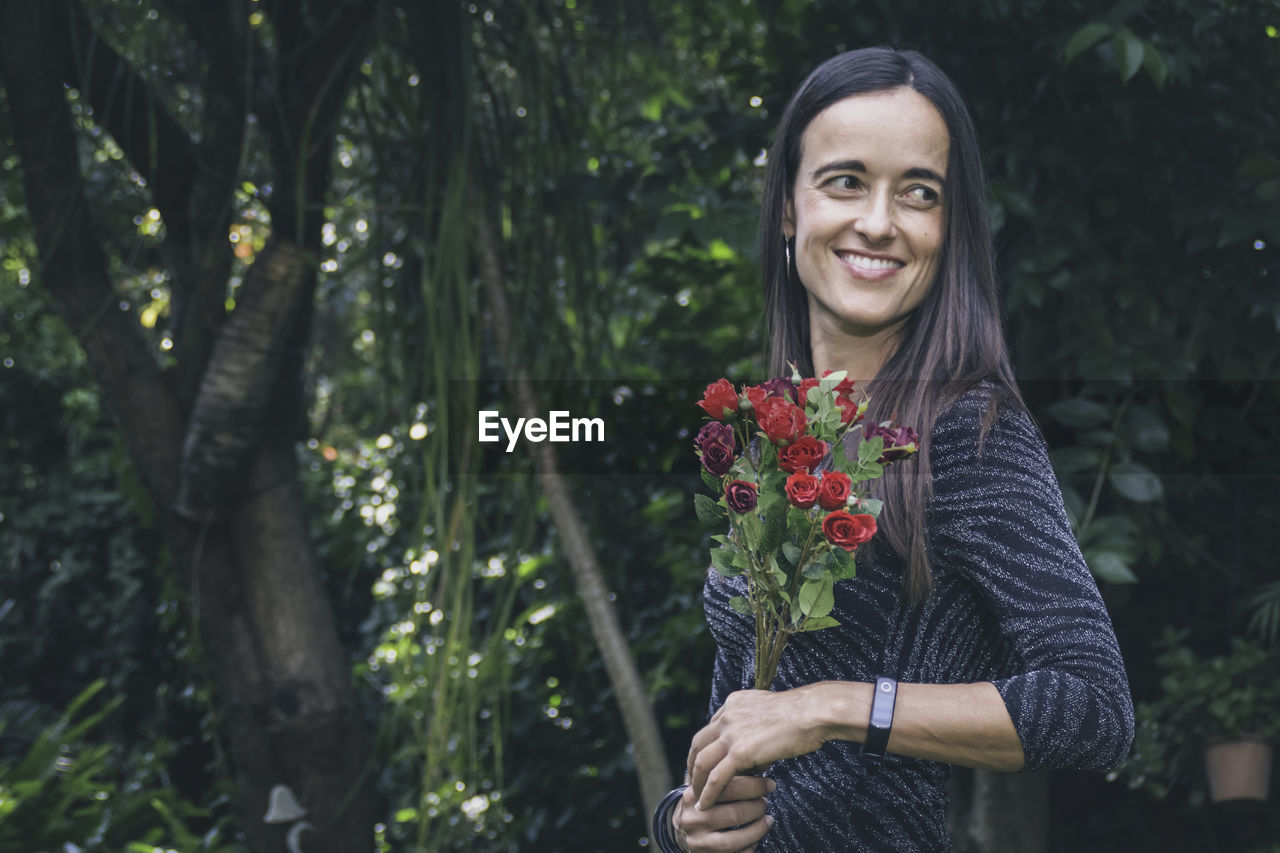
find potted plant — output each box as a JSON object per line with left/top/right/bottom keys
{"left": 1112, "top": 627, "right": 1280, "bottom": 804}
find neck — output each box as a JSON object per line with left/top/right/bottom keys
{"left": 808, "top": 319, "right": 902, "bottom": 386}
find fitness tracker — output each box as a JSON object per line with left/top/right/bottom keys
{"left": 862, "top": 676, "right": 897, "bottom": 759}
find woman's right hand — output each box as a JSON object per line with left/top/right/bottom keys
{"left": 672, "top": 774, "right": 774, "bottom": 852}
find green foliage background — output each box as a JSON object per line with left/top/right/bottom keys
{"left": 2, "top": 0, "right": 1278, "bottom": 850}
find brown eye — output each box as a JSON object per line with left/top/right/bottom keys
{"left": 826, "top": 175, "right": 862, "bottom": 191}
{"left": 907, "top": 185, "right": 940, "bottom": 204}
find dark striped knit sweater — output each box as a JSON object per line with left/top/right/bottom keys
{"left": 702, "top": 387, "right": 1135, "bottom": 851}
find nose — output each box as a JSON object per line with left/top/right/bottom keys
{"left": 854, "top": 190, "right": 894, "bottom": 244}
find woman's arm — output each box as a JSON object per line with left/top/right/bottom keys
{"left": 927, "top": 396, "right": 1134, "bottom": 773}
{"left": 686, "top": 679, "right": 1022, "bottom": 810}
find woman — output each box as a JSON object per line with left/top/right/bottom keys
{"left": 652, "top": 48, "right": 1134, "bottom": 852}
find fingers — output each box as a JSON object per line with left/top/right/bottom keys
{"left": 701, "top": 814, "right": 773, "bottom": 852}
{"left": 686, "top": 723, "right": 718, "bottom": 778}
{"left": 674, "top": 787, "right": 774, "bottom": 853}
{"left": 719, "top": 774, "right": 776, "bottom": 802}
{"left": 697, "top": 756, "right": 739, "bottom": 810}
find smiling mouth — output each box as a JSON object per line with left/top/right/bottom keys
{"left": 835, "top": 251, "right": 905, "bottom": 272}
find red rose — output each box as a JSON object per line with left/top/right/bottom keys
{"left": 744, "top": 377, "right": 799, "bottom": 410}
{"left": 796, "top": 377, "right": 820, "bottom": 407}
{"left": 820, "top": 369, "right": 857, "bottom": 398}
{"left": 784, "top": 471, "right": 819, "bottom": 508}
{"left": 778, "top": 435, "right": 828, "bottom": 473}
{"left": 822, "top": 510, "right": 877, "bottom": 551}
{"left": 864, "top": 421, "right": 920, "bottom": 463}
{"left": 724, "top": 479, "right": 758, "bottom": 514}
{"left": 696, "top": 421, "right": 735, "bottom": 475}
{"left": 817, "top": 470, "right": 852, "bottom": 510}
{"left": 755, "top": 396, "right": 807, "bottom": 446}
{"left": 697, "top": 378, "right": 739, "bottom": 420}
{"left": 835, "top": 393, "right": 865, "bottom": 425}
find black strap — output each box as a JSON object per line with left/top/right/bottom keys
{"left": 862, "top": 676, "right": 898, "bottom": 759}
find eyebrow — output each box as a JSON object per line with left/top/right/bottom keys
{"left": 811, "top": 159, "right": 946, "bottom": 185}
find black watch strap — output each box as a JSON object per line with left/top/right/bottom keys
{"left": 862, "top": 676, "right": 897, "bottom": 759}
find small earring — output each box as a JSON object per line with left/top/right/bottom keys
{"left": 784, "top": 237, "right": 793, "bottom": 276}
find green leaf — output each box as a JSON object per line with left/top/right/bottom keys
{"left": 700, "top": 467, "right": 722, "bottom": 492}
{"left": 825, "top": 545, "right": 857, "bottom": 580}
{"left": 1088, "top": 551, "right": 1139, "bottom": 584}
{"left": 818, "top": 370, "right": 847, "bottom": 394}
{"left": 694, "top": 493, "right": 724, "bottom": 526}
{"left": 1048, "top": 397, "right": 1110, "bottom": 428}
{"left": 1064, "top": 22, "right": 1111, "bottom": 63}
{"left": 801, "top": 560, "right": 826, "bottom": 580}
{"left": 858, "top": 435, "right": 884, "bottom": 464}
{"left": 1141, "top": 41, "right": 1168, "bottom": 88}
{"left": 1115, "top": 30, "right": 1144, "bottom": 82}
{"left": 759, "top": 502, "right": 786, "bottom": 555}
{"left": 798, "top": 575, "right": 835, "bottom": 619}
{"left": 1052, "top": 446, "right": 1101, "bottom": 476}
{"left": 1109, "top": 462, "right": 1164, "bottom": 502}
{"left": 759, "top": 440, "right": 777, "bottom": 469}
{"left": 799, "top": 615, "right": 841, "bottom": 632}
{"left": 857, "top": 461, "right": 883, "bottom": 480}
{"left": 831, "top": 443, "right": 856, "bottom": 476}
{"left": 728, "top": 596, "right": 752, "bottom": 615}
{"left": 787, "top": 505, "right": 811, "bottom": 538}
{"left": 858, "top": 498, "right": 883, "bottom": 519}
{"left": 710, "top": 547, "right": 739, "bottom": 576}
{"left": 1125, "top": 405, "right": 1170, "bottom": 453}
{"left": 781, "top": 542, "right": 803, "bottom": 565}
{"left": 767, "top": 560, "right": 789, "bottom": 589}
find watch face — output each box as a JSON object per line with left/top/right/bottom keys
{"left": 870, "top": 680, "right": 896, "bottom": 728}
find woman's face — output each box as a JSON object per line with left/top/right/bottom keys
{"left": 784, "top": 87, "right": 949, "bottom": 348}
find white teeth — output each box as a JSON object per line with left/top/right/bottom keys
{"left": 839, "top": 252, "right": 903, "bottom": 271}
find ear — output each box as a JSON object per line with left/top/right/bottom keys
{"left": 783, "top": 197, "right": 796, "bottom": 239}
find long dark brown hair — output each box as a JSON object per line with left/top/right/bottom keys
{"left": 760, "top": 47, "right": 1022, "bottom": 602}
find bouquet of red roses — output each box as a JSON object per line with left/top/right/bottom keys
{"left": 694, "top": 368, "right": 919, "bottom": 690}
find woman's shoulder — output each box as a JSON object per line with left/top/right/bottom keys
{"left": 927, "top": 378, "right": 1050, "bottom": 483}
{"left": 932, "top": 379, "right": 1031, "bottom": 442}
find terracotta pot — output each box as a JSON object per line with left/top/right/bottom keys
{"left": 1203, "top": 736, "right": 1273, "bottom": 803}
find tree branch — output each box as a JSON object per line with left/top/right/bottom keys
{"left": 0, "top": 1, "right": 184, "bottom": 505}
{"left": 176, "top": 239, "right": 313, "bottom": 521}
{"left": 60, "top": 1, "right": 201, "bottom": 246}
{"left": 260, "top": 0, "right": 377, "bottom": 241}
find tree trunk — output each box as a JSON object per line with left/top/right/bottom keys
{"left": 0, "top": 4, "right": 379, "bottom": 850}
{"left": 474, "top": 195, "right": 674, "bottom": 832}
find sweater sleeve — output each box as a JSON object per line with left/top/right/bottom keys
{"left": 927, "top": 393, "right": 1135, "bottom": 772}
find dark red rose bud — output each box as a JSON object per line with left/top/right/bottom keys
{"left": 864, "top": 421, "right": 919, "bottom": 463}
{"left": 696, "top": 421, "right": 736, "bottom": 476}
{"left": 822, "top": 510, "right": 877, "bottom": 551}
{"left": 724, "top": 480, "right": 759, "bottom": 514}
{"left": 697, "top": 378, "right": 740, "bottom": 420}
{"left": 784, "top": 471, "right": 820, "bottom": 509}
{"left": 778, "top": 435, "right": 829, "bottom": 474}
